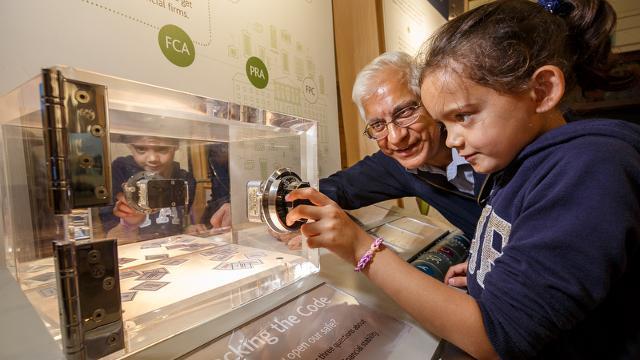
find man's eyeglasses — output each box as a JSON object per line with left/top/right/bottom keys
{"left": 363, "top": 102, "right": 423, "bottom": 140}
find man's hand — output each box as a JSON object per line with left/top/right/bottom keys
{"left": 444, "top": 262, "right": 468, "bottom": 288}
{"left": 268, "top": 228, "right": 303, "bottom": 250}
{"left": 210, "top": 202, "right": 231, "bottom": 229}
{"left": 185, "top": 224, "right": 209, "bottom": 235}
{"left": 114, "top": 193, "right": 146, "bottom": 226}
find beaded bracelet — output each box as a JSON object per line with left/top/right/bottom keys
{"left": 354, "top": 236, "right": 385, "bottom": 272}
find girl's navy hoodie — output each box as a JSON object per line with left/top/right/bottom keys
{"left": 467, "top": 119, "right": 640, "bottom": 359}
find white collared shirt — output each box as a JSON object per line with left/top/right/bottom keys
{"left": 408, "top": 149, "right": 475, "bottom": 195}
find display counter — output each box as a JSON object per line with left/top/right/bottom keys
{"left": 180, "top": 204, "right": 451, "bottom": 360}
{"left": 0, "top": 204, "right": 454, "bottom": 359}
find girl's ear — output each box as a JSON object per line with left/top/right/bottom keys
{"left": 530, "top": 65, "right": 565, "bottom": 113}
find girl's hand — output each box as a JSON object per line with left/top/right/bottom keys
{"left": 285, "top": 188, "right": 372, "bottom": 265}
{"left": 113, "top": 193, "right": 146, "bottom": 226}
{"left": 444, "top": 261, "right": 468, "bottom": 288}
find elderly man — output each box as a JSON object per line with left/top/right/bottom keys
{"left": 211, "top": 51, "right": 483, "bottom": 241}
{"left": 320, "top": 51, "right": 483, "bottom": 238}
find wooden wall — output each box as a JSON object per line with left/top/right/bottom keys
{"left": 332, "top": 0, "right": 384, "bottom": 168}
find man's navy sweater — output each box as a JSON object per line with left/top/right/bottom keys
{"left": 319, "top": 150, "right": 484, "bottom": 237}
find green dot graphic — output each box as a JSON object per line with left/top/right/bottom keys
{"left": 246, "top": 56, "right": 269, "bottom": 89}
{"left": 158, "top": 24, "right": 195, "bottom": 67}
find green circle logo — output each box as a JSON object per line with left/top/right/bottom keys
{"left": 158, "top": 24, "right": 195, "bottom": 67}
{"left": 246, "top": 56, "right": 269, "bottom": 89}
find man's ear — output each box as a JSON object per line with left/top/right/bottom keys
{"left": 529, "top": 65, "right": 565, "bottom": 113}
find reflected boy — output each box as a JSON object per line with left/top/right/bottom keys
{"left": 99, "top": 136, "right": 199, "bottom": 243}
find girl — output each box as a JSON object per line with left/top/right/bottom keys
{"left": 285, "top": 0, "right": 640, "bottom": 358}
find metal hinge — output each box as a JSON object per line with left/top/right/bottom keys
{"left": 41, "top": 68, "right": 111, "bottom": 214}
{"left": 53, "top": 238, "right": 124, "bottom": 359}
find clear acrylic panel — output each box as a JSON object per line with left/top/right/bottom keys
{"left": 0, "top": 66, "right": 319, "bottom": 355}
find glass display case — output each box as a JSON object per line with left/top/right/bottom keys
{"left": 0, "top": 66, "right": 319, "bottom": 359}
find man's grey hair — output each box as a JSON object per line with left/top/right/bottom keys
{"left": 351, "top": 51, "right": 420, "bottom": 121}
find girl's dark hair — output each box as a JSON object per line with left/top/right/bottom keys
{"left": 418, "top": 0, "right": 631, "bottom": 95}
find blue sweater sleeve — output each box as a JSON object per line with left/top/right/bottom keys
{"left": 475, "top": 138, "right": 640, "bottom": 358}
{"left": 319, "top": 151, "right": 412, "bottom": 209}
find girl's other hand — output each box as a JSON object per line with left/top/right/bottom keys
{"left": 444, "top": 261, "right": 468, "bottom": 288}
